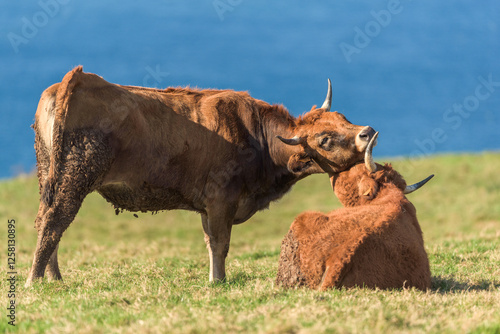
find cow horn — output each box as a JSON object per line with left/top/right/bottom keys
{"left": 365, "top": 132, "right": 379, "bottom": 173}
{"left": 276, "top": 135, "right": 305, "bottom": 146}
{"left": 320, "top": 78, "right": 332, "bottom": 111}
{"left": 403, "top": 174, "right": 435, "bottom": 194}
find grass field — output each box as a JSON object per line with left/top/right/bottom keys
{"left": 1, "top": 153, "right": 499, "bottom": 333}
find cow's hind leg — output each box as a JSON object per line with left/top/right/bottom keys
{"left": 46, "top": 244, "right": 62, "bottom": 281}
{"left": 26, "top": 198, "right": 83, "bottom": 286}
{"left": 31, "top": 201, "right": 63, "bottom": 282}
{"left": 33, "top": 126, "right": 62, "bottom": 281}
{"left": 26, "top": 130, "right": 113, "bottom": 286}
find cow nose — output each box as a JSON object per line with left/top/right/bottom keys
{"left": 357, "top": 126, "right": 376, "bottom": 142}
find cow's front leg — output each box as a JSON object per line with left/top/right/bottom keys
{"left": 201, "top": 210, "right": 234, "bottom": 282}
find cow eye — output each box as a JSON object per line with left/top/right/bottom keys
{"left": 320, "top": 137, "right": 329, "bottom": 147}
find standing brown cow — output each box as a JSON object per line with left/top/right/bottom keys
{"left": 276, "top": 133, "right": 433, "bottom": 290}
{"left": 27, "top": 66, "right": 376, "bottom": 286}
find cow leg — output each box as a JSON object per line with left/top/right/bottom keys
{"left": 201, "top": 209, "right": 234, "bottom": 282}
{"left": 30, "top": 132, "right": 65, "bottom": 283}
{"left": 26, "top": 130, "right": 113, "bottom": 287}
{"left": 32, "top": 197, "right": 63, "bottom": 282}
{"left": 46, "top": 243, "right": 62, "bottom": 281}
{"left": 31, "top": 201, "right": 62, "bottom": 282}
{"left": 25, "top": 192, "right": 86, "bottom": 286}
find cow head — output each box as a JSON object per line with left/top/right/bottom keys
{"left": 277, "top": 79, "right": 376, "bottom": 175}
{"left": 331, "top": 132, "right": 434, "bottom": 207}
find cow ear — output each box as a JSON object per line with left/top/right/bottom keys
{"left": 287, "top": 152, "right": 314, "bottom": 174}
{"left": 358, "top": 176, "right": 378, "bottom": 200}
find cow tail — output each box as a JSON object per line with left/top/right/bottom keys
{"left": 41, "top": 66, "right": 83, "bottom": 207}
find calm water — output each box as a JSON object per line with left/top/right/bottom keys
{"left": 1, "top": 1, "right": 499, "bottom": 178}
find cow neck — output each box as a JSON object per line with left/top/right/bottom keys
{"left": 259, "top": 104, "right": 301, "bottom": 173}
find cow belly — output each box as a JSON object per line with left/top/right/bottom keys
{"left": 233, "top": 196, "right": 271, "bottom": 224}
{"left": 97, "top": 183, "right": 197, "bottom": 213}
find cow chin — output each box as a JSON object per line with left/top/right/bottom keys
{"left": 314, "top": 160, "right": 356, "bottom": 178}
{"left": 331, "top": 153, "right": 366, "bottom": 176}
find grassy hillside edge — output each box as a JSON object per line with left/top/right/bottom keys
{"left": 1, "top": 152, "right": 499, "bottom": 333}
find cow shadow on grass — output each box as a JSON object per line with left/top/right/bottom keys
{"left": 431, "top": 275, "right": 500, "bottom": 293}
{"left": 224, "top": 273, "right": 500, "bottom": 292}
{"left": 220, "top": 251, "right": 282, "bottom": 288}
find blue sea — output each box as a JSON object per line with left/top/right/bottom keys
{"left": 1, "top": 1, "right": 499, "bottom": 178}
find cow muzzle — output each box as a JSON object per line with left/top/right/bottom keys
{"left": 355, "top": 126, "right": 376, "bottom": 152}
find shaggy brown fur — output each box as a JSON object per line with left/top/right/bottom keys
{"left": 276, "top": 163, "right": 431, "bottom": 290}
{"left": 27, "top": 66, "right": 376, "bottom": 286}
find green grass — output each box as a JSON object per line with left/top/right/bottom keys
{"left": 1, "top": 152, "right": 499, "bottom": 333}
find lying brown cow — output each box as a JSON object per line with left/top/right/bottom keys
{"left": 27, "top": 66, "right": 377, "bottom": 285}
{"left": 276, "top": 133, "right": 433, "bottom": 290}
